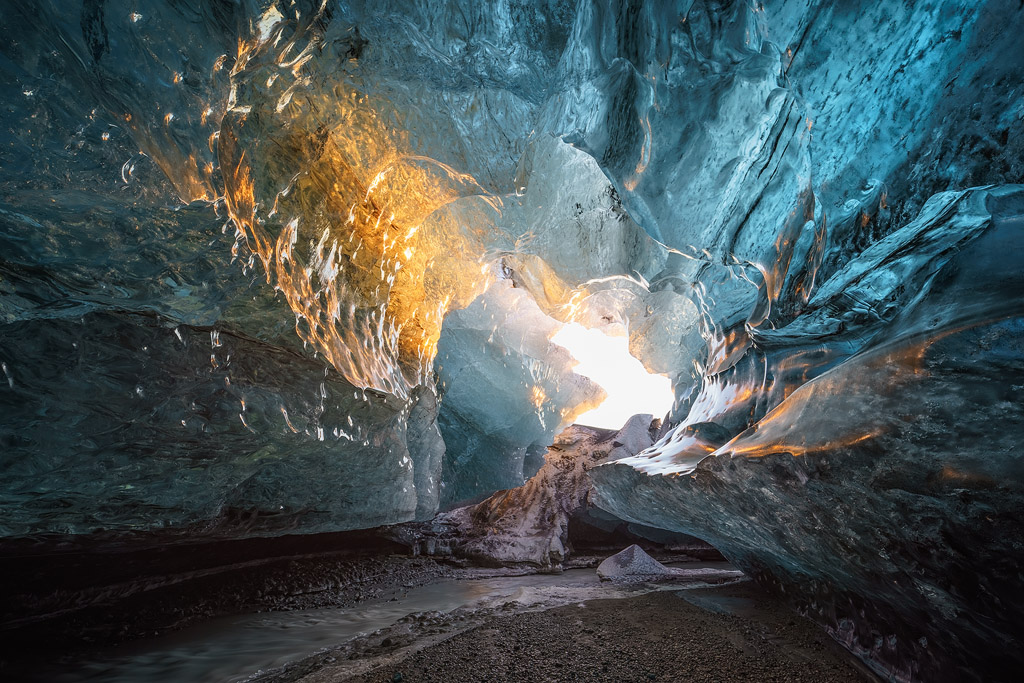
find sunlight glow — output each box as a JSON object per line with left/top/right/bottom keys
{"left": 551, "top": 322, "right": 674, "bottom": 430}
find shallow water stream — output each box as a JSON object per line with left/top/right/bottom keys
{"left": 45, "top": 562, "right": 735, "bottom": 682}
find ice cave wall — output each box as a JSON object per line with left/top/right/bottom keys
{"left": 594, "top": 185, "right": 1024, "bottom": 681}
{"left": 0, "top": 0, "right": 684, "bottom": 532}
{"left": 0, "top": 0, "right": 576, "bottom": 535}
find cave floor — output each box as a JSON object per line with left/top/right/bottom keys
{"left": 274, "top": 580, "right": 878, "bottom": 683}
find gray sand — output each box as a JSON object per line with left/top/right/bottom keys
{"left": 296, "top": 580, "right": 877, "bottom": 683}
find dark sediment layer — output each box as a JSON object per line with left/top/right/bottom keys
{"left": 0, "top": 529, "right": 449, "bottom": 678}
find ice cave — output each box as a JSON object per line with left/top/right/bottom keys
{"left": 1, "top": 1, "right": 1022, "bottom": 681}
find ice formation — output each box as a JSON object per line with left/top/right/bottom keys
{"left": 1, "top": 1, "right": 1023, "bottom": 680}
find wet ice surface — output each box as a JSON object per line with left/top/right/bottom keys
{"left": 44, "top": 563, "right": 735, "bottom": 683}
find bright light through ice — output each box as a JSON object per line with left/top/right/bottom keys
{"left": 551, "top": 322, "right": 673, "bottom": 430}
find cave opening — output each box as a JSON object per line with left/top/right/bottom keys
{"left": 550, "top": 322, "right": 674, "bottom": 430}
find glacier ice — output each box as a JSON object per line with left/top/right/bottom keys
{"left": 594, "top": 187, "right": 1024, "bottom": 682}
{"left": 0, "top": 311, "right": 444, "bottom": 537}
{"left": 1, "top": 0, "right": 1024, "bottom": 680}
{"left": 434, "top": 279, "right": 604, "bottom": 506}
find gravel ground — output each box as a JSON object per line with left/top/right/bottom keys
{"left": 297, "top": 581, "right": 878, "bottom": 683}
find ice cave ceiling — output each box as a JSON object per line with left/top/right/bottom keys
{"left": 1, "top": 0, "right": 1023, "bottom": 681}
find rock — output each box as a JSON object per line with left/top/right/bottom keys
{"left": 423, "top": 420, "right": 657, "bottom": 568}
{"left": 596, "top": 545, "right": 672, "bottom": 582}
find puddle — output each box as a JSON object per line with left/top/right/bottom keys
{"left": 676, "top": 592, "right": 757, "bottom": 617}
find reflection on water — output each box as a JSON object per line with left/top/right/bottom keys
{"left": 47, "top": 564, "right": 733, "bottom": 683}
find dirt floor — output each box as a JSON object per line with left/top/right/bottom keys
{"left": 289, "top": 580, "right": 879, "bottom": 683}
